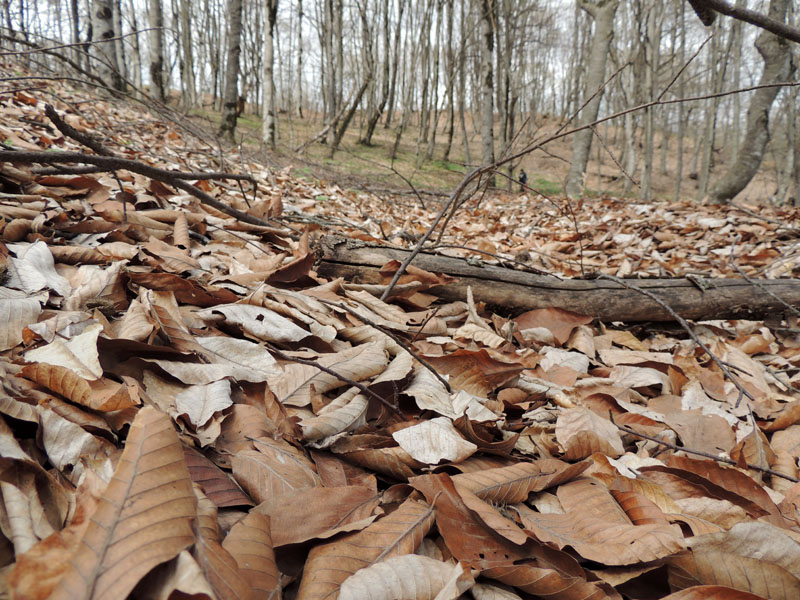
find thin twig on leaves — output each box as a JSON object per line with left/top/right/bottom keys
{"left": 267, "top": 345, "right": 403, "bottom": 417}
{"left": 611, "top": 417, "right": 799, "bottom": 483}
{"left": 317, "top": 298, "right": 452, "bottom": 394}
{"left": 597, "top": 273, "right": 755, "bottom": 408}
{"left": 728, "top": 236, "right": 800, "bottom": 318}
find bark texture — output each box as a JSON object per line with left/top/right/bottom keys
{"left": 565, "top": 0, "right": 618, "bottom": 198}
{"left": 316, "top": 236, "right": 800, "bottom": 323}
{"left": 706, "top": 0, "right": 795, "bottom": 204}
{"left": 218, "top": 0, "right": 243, "bottom": 141}
{"left": 90, "top": 0, "right": 123, "bottom": 91}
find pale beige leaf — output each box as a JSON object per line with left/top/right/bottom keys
{"left": 673, "top": 497, "right": 748, "bottom": 530}
{"left": 453, "top": 322, "right": 506, "bottom": 348}
{"left": 402, "top": 367, "right": 455, "bottom": 417}
{"left": 339, "top": 555, "right": 471, "bottom": 600}
{"left": 0, "top": 287, "right": 42, "bottom": 351}
{"left": 301, "top": 388, "right": 368, "bottom": 441}
{"left": 195, "top": 303, "right": 309, "bottom": 342}
{"left": 112, "top": 297, "right": 154, "bottom": 341}
{"left": 7, "top": 240, "right": 71, "bottom": 296}
{"left": 25, "top": 322, "right": 104, "bottom": 380}
{"left": 36, "top": 405, "right": 117, "bottom": 483}
{"left": 268, "top": 340, "right": 388, "bottom": 406}
{"left": 392, "top": 417, "right": 477, "bottom": 464}
{"left": 196, "top": 335, "right": 280, "bottom": 377}
{"left": 63, "top": 261, "right": 125, "bottom": 311}
{"left": 175, "top": 379, "right": 233, "bottom": 427}
{"left": 470, "top": 582, "right": 524, "bottom": 600}
{"left": 49, "top": 406, "right": 197, "bottom": 600}
{"left": 0, "top": 481, "right": 39, "bottom": 554}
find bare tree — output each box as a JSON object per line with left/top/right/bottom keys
{"left": 147, "top": 0, "right": 166, "bottom": 102}
{"left": 91, "top": 0, "right": 123, "bottom": 91}
{"left": 565, "top": 0, "right": 618, "bottom": 198}
{"left": 218, "top": 0, "right": 243, "bottom": 141}
{"left": 178, "top": 0, "right": 196, "bottom": 107}
{"left": 707, "top": 0, "right": 795, "bottom": 203}
{"left": 262, "top": 0, "right": 279, "bottom": 146}
{"left": 479, "top": 0, "right": 495, "bottom": 177}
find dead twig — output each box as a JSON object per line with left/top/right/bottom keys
{"left": 597, "top": 273, "right": 755, "bottom": 408}
{"left": 317, "top": 298, "right": 452, "bottom": 393}
{"left": 611, "top": 417, "right": 799, "bottom": 483}
{"left": 267, "top": 345, "right": 404, "bottom": 417}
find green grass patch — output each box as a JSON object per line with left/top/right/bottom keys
{"left": 532, "top": 177, "right": 561, "bottom": 196}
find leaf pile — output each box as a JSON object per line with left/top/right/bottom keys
{"left": 1, "top": 79, "right": 800, "bottom": 600}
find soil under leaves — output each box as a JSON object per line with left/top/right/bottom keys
{"left": 2, "top": 77, "right": 800, "bottom": 600}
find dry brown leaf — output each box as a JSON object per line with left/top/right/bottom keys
{"left": 513, "top": 308, "right": 593, "bottom": 346}
{"left": 222, "top": 512, "right": 281, "bottom": 599}
{"left": 48, "top": 406, "right": 197, "bottom": 600}
{"left": 661, "top": 586, "right": 767, "bottom": 600}
{"left": 425, "top": 350, "right": 523, "bottom": 396}
{"left": 556, "top": 408, "right": 624, "bottom": 459}
{"left": 296, "top": 497, "right": 435, "bottom": 600}
{"left": 231, "top": 438, "right": 321, "bottom": 504}
{"left": 184, "top": 446, "right": 253, "bottom": 508}
{"left": 255, "top": 485, "right": 380, "bottom": 546}
{"left": 668, "top": 551, "right": 800, "bottom": 599}
{"left": 411, "top": 473, "right": 531, "bottom": 569}
{"left": 515, "top": 479, "right": 685, "bottom": 565}
{"left": 192, "top": 489, "right": 253, "bottom": 600}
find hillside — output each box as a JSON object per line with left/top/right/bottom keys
{"left": 1, "top": 74, "right": 800, "bottom": 600}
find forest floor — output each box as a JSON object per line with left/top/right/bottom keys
{"left": 2, "top": 73, "right": 800, "bottom": 600}
{"left": 191, "top": 100, "right": 785, "bottom": 206}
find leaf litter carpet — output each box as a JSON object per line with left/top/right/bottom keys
{"left": 1, "top": 77, "right": 800, "bottom": 599}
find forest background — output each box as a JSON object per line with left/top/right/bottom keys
{"left": 4, "top": 0, "right": 799, "bottom": 205}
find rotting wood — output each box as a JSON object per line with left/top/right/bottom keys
{"left": 316, "top": 235, "right": 800, "bottom": 322}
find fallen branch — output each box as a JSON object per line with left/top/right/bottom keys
{"left": 0, "top": 149, "right": 279, "bottom": 230}
{"left": 317, "top": 235, "right": 800, "bottom": 323}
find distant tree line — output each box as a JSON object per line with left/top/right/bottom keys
{"left": 2, "top": 0, "right": 799, "bottom": 203}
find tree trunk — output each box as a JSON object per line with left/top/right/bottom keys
{"left": 178, "top": 0, "right": 196, "bottom": 107}
{"left": 706, "top": 0, "right": 795, "bottom": 204}
{"left": 384, "top": 0, "right": 405, "bottom": 129}
{"left": 479, "top": 0, "right": 495, "bottom": 180}
{"left": 218, "top": 0, "right": 243, "bottom": 142}
{"left": 640, "top": 3, "right": 662, "bottom": 201}
{"left": 261, "top": 0, "right": 278, "bottom": 147}
{"left": 565, "top": 0, "right": 618, "bottom": 198}
{"left": 147, "top": 0, "right": 166, "bottom": 102}
{"left": 442, "top": 0, "right": 456, "bottom": 161}
{"left": 90, "top": 0, "right": 123, "bottom": 92}
{"left": 361, "top": 0, "right": 390, "bottom": 146}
